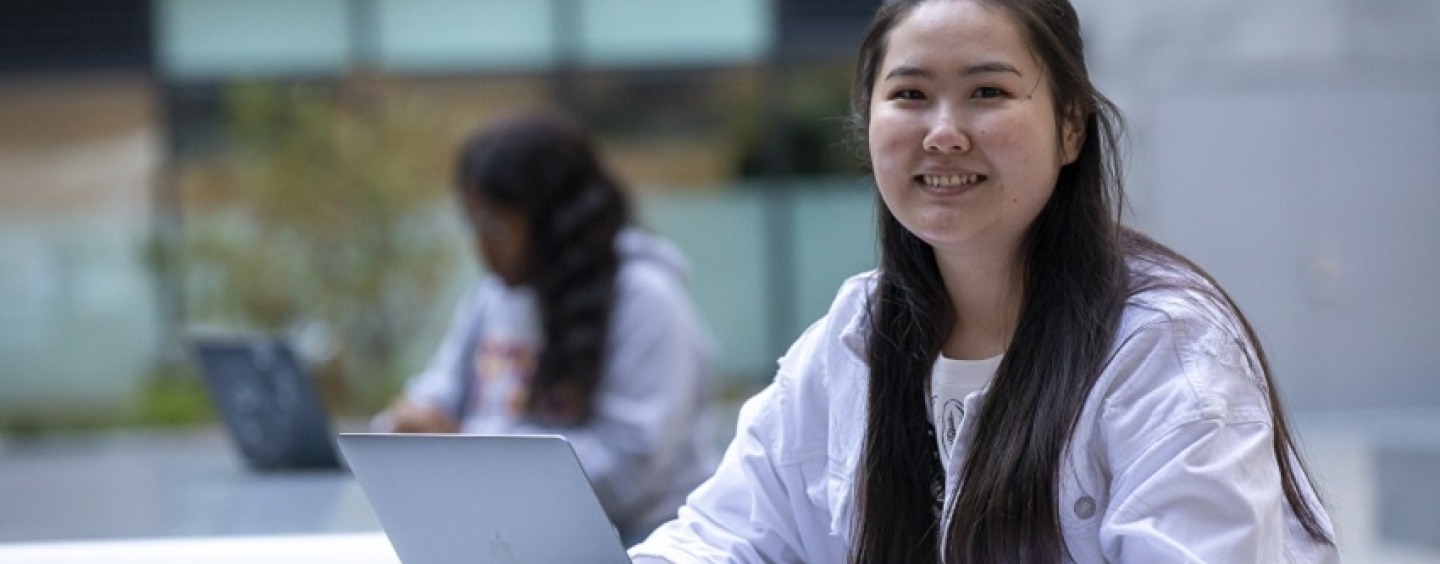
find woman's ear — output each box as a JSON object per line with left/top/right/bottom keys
{"left": 1061, "top": 107, "right": 1086, "bottom": 165}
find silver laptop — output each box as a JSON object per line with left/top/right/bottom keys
{"left": 337, "top": 433, "right": 632, "bottom": 564}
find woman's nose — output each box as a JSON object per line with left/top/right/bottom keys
{"left": 923, "top": 108, "right": 970, "bottom": 154}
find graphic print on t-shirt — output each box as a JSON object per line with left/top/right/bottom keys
{"left": 929, "top": 354, "right": 1000, "bottom": 471}
{"left": 938, "top": 398, "right": 965, "bottom": 452}
{"left": 470, "top": 337, "right": 538, "bottom": 417}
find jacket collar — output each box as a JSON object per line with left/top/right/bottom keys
{"left": 837, "top": 272, "right": 879, "bottom": 363}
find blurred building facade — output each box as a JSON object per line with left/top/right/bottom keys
{"left": 2, "top": 0, "right": 1439, "bottom": 557}
{"left": 0, "top": 0, "right": 163, "bottom": 422}
{"left": 1, "top": 0, "right": 879, "bottom": 424}
{"left": 1, "top": 0, "right": 1438, "bottom": 424}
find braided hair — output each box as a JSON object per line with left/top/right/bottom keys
{"left": 455, "top": 112, "right": 633, "bottom": 426}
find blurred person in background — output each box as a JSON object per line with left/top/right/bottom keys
{"left": 628, "top": 0, "right": 1341, "bottom": 562}
{"left": 373, "top": 111, "right": 718, "bottom": 544}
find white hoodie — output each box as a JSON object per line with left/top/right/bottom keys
{"left": 398, "top": 228, "right": 719, "bottom": 543}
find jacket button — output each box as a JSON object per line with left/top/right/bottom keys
{"left": 1074, "top": 496, "right": 1097, "bottom": 519}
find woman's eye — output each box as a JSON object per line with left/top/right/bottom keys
{"left": 890, "top": 89, "right": 925, "bottom": 101}
{"left": 973, "top": 86, "right": 1005, "bottom": 99}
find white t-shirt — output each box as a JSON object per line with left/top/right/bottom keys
{"left": 464, "top": 284, "right": 541, "bottom": 434}
{"left": 929, "top": 354, "right": 1001, "bottom": 473}
{"left": 392, "top": 228, "right": 718, "bottom": 542}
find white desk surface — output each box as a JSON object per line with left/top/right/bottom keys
{"left": 0, "top": 427, "right": 381, "bottom": 543}
{"left": 0, "top": 532, "right": 400, "bottom": 564}
{"left": 0, "top": 426, "right": 394, "bottom": 564}
{"left": 4, "top": 413, "right": 1440, "bottom": 563}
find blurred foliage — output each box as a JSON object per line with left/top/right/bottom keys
{"left": 134, "top": 363, "right": 215, "bottom": 428}
{"left": 0, "top": 411, "right": 128, "bottom": 437}
{"left": 0, "top": 367, "right": 212, "bottom": 435}
{"left": 178, "top": 79, "right": 460, "bottom": 416}
{"left": 733, "top": 64, "right": 858, "bottom": 179}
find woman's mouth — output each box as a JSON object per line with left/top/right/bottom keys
{"left": 916, "top": 174, "right": 986, "bottom": 188}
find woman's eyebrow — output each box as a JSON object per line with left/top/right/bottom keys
{"left": 962, "top": 61, "right": 1022, "bottom": 77}
{"left": 882, "top": 61, "right": 1022, "bottom": 81}
{"left": 883, "top": 64, "right": 931, "bottom": 81}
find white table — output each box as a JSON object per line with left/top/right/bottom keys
{"left": 0, "top": 427, "right": 382, "bottom": 542}
{"left": 4, "top": 413, "right": 1440, "bottom": 563}
{"left": 0, "top": 532, "right": 400, "bottom": 564}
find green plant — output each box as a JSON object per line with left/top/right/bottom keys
{"left": 731, "top": 63, "right": 857, "bottom": 179}
{"left": 180, "top": 79, "right": 461, "bottom": 415}
{"left": 134, "top": 364, "right": 215, "bottom": 427}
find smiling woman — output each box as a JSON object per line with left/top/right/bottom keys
{"left": 865, "top": 0, "right": 1084, "bottom": 351}
{"left": 627, "top": 0, "right": 1343, "bottom": 562}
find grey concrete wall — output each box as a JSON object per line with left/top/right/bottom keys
{"left": 1078, "top": 0, "right": 1440, "bottom": 410}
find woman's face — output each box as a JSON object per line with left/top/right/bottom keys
{"left": 868, "top": 0, "right": 1082, "bottom": 262}
{"left": 461, "top": 191, "right": 530, "bottom": 287}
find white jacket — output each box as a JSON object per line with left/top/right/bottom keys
{"left": 630, "top": 266, "right": 1341, "bottom": 563}
{"left": 399, "top": 228, "right": 719, "bottom": 543}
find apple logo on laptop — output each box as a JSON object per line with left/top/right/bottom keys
{"left": 490, "top": 531, "right": 520, "bottom": 564}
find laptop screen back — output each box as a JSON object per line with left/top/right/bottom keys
{"left": 337, "top": 433, "right": 631, "bottom": 564}
{"left": 190, "top": 335, "right": 341, "bottom": 470}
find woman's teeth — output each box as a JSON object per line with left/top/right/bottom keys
{"left": 919, "top": 174, "right": 982, "bottom": 187}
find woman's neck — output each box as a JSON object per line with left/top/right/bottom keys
{"left": 934, "top": 247, "right": 1024, "bottom": 361}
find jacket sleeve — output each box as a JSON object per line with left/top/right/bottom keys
{"left": 626, "top": 381, "right": 811, "bottom": 564}
{"left": 511, "top": 265, "right": 712, "bottom": 526}
{"left": 1095, "top": 314, "right": 1315, "bottom": 563}
{"left": 627, "top": 313, "right": 846, "bottom": 564}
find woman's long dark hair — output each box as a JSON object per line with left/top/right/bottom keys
{"left": 846, "top": 1, "right": 1333, "bottom": 562}
{"left": 455, "top": 112, "right": 632, "bottom": 426}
